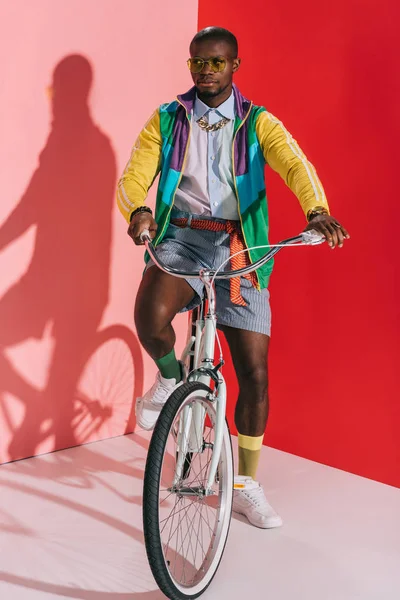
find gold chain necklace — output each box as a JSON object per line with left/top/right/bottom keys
{"left": 196, "top": 116, "right": 230, "bottom": 132}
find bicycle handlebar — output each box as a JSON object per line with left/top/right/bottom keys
{"left": 139, "top": 228, "right": 324, "bottom": 280}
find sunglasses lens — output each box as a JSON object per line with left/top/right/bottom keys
{"left": 187, "top": 58, "right": 204, "bottom": 73}
{"left": 210, "top": 57, "right": 226, "bottom": 72}
{"left": 187, "top": 57, "right": 227, "bottom": 73}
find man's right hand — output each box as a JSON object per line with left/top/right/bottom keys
{"left": 127, "top": 212, "right": 158, "bottom": 245}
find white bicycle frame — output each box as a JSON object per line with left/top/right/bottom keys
{"left": 141, "top": 228, "right": 324, "bottom": 497}
{"left": 174, "top": 272, "right": 226, "bottom": 494}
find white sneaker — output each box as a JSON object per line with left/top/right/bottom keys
{"left": 135, "top": 365, "right": 184, "bottom": 431}
{"left": 232, "top": 475, "right": 283, "bottom": 529}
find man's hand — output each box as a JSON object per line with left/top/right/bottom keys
{"left": 304, "top": 214, "right": 350, "bottom": 249}
{"left": 128, "top": 212, "right": 158, "bottom": 245}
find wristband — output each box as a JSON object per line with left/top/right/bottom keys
{"left": 307, "top": 206, "right": 329, "bottom": 222}
{"left": 130, "top": 206, "right": 152, "bottom": 221}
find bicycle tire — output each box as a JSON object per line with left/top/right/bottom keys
{"left": 143, "top": 381, "right": 233, "bottom": 600}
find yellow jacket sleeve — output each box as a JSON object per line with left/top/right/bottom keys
{"left": 256, "top": 110, "right": 329, "bottom": 218}
{"left": 117, "top": 109, "right": 162, "bottom": 223}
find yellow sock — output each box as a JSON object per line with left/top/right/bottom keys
{"left": 238, "top": 433, "right": 264, "bottom": 480}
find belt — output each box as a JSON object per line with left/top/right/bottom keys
{"left": 170, "top": 217, "right": 257, "bottom": 306}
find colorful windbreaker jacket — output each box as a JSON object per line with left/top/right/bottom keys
{"left": 117, "top": 84, "right": 329, "bottom": 288}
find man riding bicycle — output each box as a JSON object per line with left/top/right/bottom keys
{"left": 117, "top": 26, "right": 349, "bottom": 529}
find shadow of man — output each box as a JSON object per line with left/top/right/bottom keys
{"left": 0, "top": 54, "right": 116, "bottom": 460}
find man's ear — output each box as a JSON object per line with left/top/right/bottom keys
{"left": 232, "top": 57, "right": 241, "bottom": 73}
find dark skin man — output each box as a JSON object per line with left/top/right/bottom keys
{"left": 117, "top": 26, "right": 351, "bottom": 528}
{"left": 129, "top": 37, "right": 349, "bottom": 441}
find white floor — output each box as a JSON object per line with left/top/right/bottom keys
{"left": 0, "top": 432, "right": 399, "bottom": 600}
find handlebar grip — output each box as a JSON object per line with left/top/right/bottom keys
{"left": 301, "top": 230, "right": 325, "bottom": 245}
{"left": 140, "top": 229, "right": 151, "bottom": 242}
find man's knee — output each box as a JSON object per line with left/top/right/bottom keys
{"left": 134, "top": 297, "right": 172, "bottom": 344}
{"left": 134, "top": 267, "right": 194, "bottom": 346}
{"left": 237, "top": 365, "right": 269, "bottom": 400}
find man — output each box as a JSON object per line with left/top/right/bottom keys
{"left": 117, "top": 27, "right": 349, "bottom": 529}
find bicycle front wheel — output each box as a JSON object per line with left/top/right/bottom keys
{"left": 143, "top": 381, "right": 233, "bottom": 600}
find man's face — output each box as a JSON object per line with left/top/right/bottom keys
{"left": 189, "top": 39, "right": 240, "bottom": 98}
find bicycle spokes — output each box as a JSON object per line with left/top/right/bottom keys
{"left": 158, "top": 395, "right": 228, "bottom": 587}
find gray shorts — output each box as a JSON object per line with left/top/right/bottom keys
{"left": 146, "top": 210, "right": 271, "bottom": 336}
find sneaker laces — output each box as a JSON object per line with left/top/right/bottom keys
{"left": 151, "top": 373, "right": 176, "bottom": 405}
{"left": 243, "top": 484, "right": 270, "bottom": 510}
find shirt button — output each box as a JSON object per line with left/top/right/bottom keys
{"left": 211, "top": 179, "right": 215, "bottom": 183}
{"left": 211, "top": 155, "right": 215, "bottom": 160}
{"left": 213, "top": 202, "right": 218, "bottom": 206}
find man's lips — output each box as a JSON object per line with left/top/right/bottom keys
{"left": 197, "top": 79, "right": 218, "bottom": 84}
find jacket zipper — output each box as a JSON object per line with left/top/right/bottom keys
{"left": 232, "top": 102, "right": 261, "bottom": 289}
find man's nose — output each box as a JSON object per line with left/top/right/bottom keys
{"left": 201, "top": 60, "right": 213, "bottom": 74}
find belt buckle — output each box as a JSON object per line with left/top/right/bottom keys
{"left": 187, "top": 215, "right": 193, "bottom": 228}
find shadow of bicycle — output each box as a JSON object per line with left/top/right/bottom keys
{"left": 0, "top": 571, "right": 164, "bottom": 599}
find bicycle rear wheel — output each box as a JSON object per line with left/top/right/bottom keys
{"left": 143, "top": 381, "right": 233, "bottom": 600}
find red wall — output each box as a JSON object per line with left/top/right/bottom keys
{"left": 199, "top": 0, "right": 400, "bottom": 487}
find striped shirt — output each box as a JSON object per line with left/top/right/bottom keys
{"left": 174, "top": 92, "right": 240, "bottom": 220}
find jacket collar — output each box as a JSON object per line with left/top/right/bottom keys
{"left": 194, "top": 91, "right": 235, "bottom": 120}
{"left": 177, "top": 84, "right": 251, "bottom": 121}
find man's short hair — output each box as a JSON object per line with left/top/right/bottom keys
{"left": 190, "top": 27, "right": 238, "bottom": 58}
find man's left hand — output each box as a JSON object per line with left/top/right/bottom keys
{"left": 304, "top": 214, "right": 350, "bottom": 249}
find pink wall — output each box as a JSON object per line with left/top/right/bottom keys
{"left": 0, "top": 0, "right": 197, "bottom": 463}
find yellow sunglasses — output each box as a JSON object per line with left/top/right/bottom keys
{"left": 187, "top": 56, "right": 227, "bottom": 74}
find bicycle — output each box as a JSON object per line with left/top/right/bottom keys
{"left": 140, "top": 227, "right": 325, "bottom": 600}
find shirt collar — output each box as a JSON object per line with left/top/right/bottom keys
{"left": 193, "top": 91, "right": 235, "bottom": 120}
